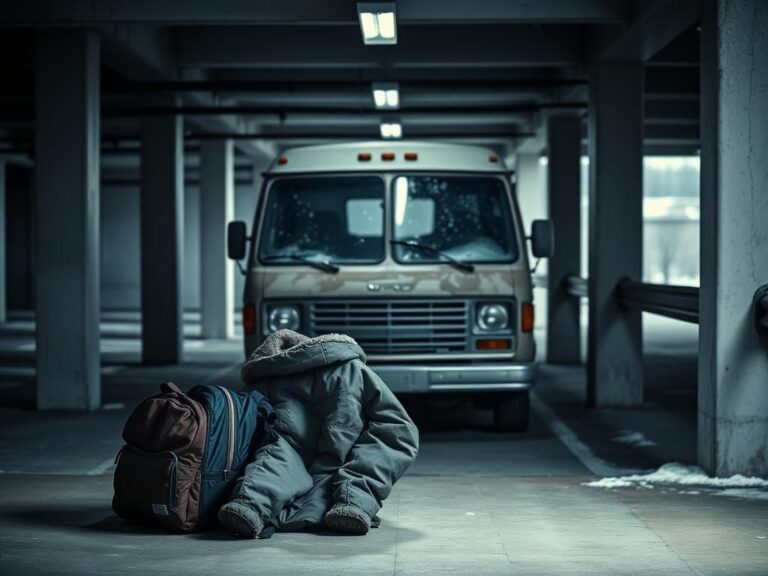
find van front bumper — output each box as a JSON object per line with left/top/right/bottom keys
{"left": 371, "top": 363, "right": 536, "bottom": 394}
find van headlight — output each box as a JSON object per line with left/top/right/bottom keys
{"left": 476, "top": 303, "right": 509, "bottom": 332}
{"left": 267, "top": 305, "right": 301, "bottom": 332}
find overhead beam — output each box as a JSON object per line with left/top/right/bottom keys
{"left": 190, "top": 130, "right": 536, "bottom": 140}
{"left": 1, "top": 129, "right": 536, "bottom": 148}
{"left": 203, "top": 67, "right": 586, "bottom": 84}
{"left": 102, "top": 102, "right": 587, "bottom": 117}
{"left": 100, "top": 25, "right": 175, "bottom": 81}
{"left": 645, "top": 66, "right": 699, "bottom": 99}
{"left": 601, "top": 0, "right": 700, "bottom": 62}
{"left": 108, "top": 78, "right": 588, "bottom": 93}
{"left": 644, "top": 99, "right": 699, "bottom": 122}
{"left": 644, "top": 124, "right": 699, "bottom": 140}
{"left": 176, "top": 26, "right": 583, "bottom": 68}
{"left": 1, "top": 1, "right": 629, "bottom": 25}
{"left": 98, "top": 26, "right": 274, "bottom": 162}
{"left": 647, "top": 27, "right": 700, "bottom": 66}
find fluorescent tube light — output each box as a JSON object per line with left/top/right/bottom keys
{"left": 373, "top": 89, "right": 387, "bottom": 108}
{"left": 377, "top": 11, "right": 396, "bottom": 39}
{"left": 372, "top": 82, "right": 399, "bottom": 109}
{"left": 380, "top": 122, "right": 402, "bottom": 139}
{"left": 359, "top": 12, "right": 379, "bottom": 40}
{"left": 357, "top": 3, "right": 398, "bottom": 45}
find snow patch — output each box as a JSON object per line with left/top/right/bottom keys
{"left": 716, "top": 489, "right": 768, "bottom": 501}
{"left": 611, "top": 430, "right": 657, "bottom": 447}
{"left": 584, "top": 462, "right": 768, "bottom": 490}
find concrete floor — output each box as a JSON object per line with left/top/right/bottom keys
{"left": 1, "top": 313, "right": 767, "bottom": 575}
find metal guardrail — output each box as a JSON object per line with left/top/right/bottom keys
{"left": 565, "top": 275, "right": 588, "bottom": 299}
{"left": 532, "top": 274, "right": 548, "bottom": 289}
{"left": 559, "top": 276, "right": 768, "bottom": 335}
{"left": 562, "top": 275, "right": 700, "bottom": 324}
{"left": 617, "top": 280, "right": 699, "bottom": 324}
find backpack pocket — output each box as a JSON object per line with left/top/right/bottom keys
{"left": 113, "top": 445, "right": 194, "bottom": 531}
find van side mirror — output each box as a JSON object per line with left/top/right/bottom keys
{"left": 227, "top": 221, "right": 248, "bottom": 260}
{"left": 530, "top": 219, "right": 555, "bottom": 259}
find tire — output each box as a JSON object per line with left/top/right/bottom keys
{"left": 493, "top": 391, "right": 530, "bottom": 433}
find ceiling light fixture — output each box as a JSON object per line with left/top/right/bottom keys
{"left": 357, "top": 3, "right": 398, "bottom": 45}
{"left": 372, "top": 82, "right": 399, "bottom": 109}
{"left": 380, "top": 122, "right": 402, "bottom": 139}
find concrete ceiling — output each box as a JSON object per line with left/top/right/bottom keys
{"left": 0, "top": 0, "right": 702, "bottom": 164}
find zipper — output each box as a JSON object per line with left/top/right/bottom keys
{"left": 217, "top": 386, "right": 236, "bottom": 476}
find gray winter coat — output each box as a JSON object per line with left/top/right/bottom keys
{"left": 226, "top": 330, "right": 419, "bottom": 532}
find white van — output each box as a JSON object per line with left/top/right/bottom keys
{"left": 228, "top": 141, "right": 553, "bottom": 431}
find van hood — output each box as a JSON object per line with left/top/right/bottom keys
{"left": 241, "top": 329, "right": 366, "bottom": 382}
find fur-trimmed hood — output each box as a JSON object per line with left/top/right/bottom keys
{"left": 241, "top": 330, "right": 366, "bottom": 382}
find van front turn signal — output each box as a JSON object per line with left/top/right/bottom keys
{"left": 521, "top": 302, "right": 534, "bottom": 333}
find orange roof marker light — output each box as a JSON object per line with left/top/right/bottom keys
{"left": 404, "top": 152, "right": 418, "bottom": 161}
{"left": 489, "top": 154, "right": 499, "bottom": 163}
{"left": 358, "top": 152, "right": 372, "bottom": 161}
{"left": 277, "top": 155, "right": 288, "bottom": 165}
{"left": 381, "top": 152, "right": 396, "bottom": 161}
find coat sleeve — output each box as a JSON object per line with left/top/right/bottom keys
{"left": 303, "top": 363, "right": 365, "bottom": 476}
{"left": 331, "top": 361, "right": 419, "bottom": 519}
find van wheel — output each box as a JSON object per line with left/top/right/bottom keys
{"left": 493, "top": 391, "right": 530, "bottom": 433}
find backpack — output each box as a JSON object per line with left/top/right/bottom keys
{"left": 112, "top": 382, "right": 274, "bottom": 532}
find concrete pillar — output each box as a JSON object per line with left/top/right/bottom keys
{"left": 35, "top": 31, "right": 101, "bottom": 410}
{"left": 515, "top": 153, "right": 548, "bottom": 336}
{"left": 698, "top": 0, "right": 768, "bottom": 476}
{"left": 586, "top": 62, "right": 644, "bottom": 407}
{"left": 234, "top": 155, "right": 270, "bottom": 310}
{"left": 200, "top": 140, "right": 235, "bottom": 339}
{"left": 0, "top": 160, "right": 6, "bottom": 324}
{"left": 140, "top": 106, "right": 184, "bottom": 364}
{"left": 546, "top": 116, "right": 582, "bottom": 364}
{"left": 515, "top": 153, "right": 545, "bottom": 231}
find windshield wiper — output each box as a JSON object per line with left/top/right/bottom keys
{"left": 263, "top": 254, "right": 340, "bottom": 274}
{"left": 390, "top": 240, "right": 475, "bottom": 274}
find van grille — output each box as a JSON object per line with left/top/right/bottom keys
{"left": 308, "top": 299, "right": 469, "bottom": 354}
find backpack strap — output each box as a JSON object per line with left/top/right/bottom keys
{"left": 256, "top": 397, "right": 275, "bottom": 421}
{"left": 256, "top": 397, "right": 278, "bottom": 443}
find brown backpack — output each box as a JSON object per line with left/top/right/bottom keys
{"left": 112, "top": 382, "right": 273, "bottom": 531}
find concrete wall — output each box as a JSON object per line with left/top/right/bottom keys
{"left": 100, "top": 185, "right": 141, "bottom": 309}
{"left": 5, "top": 165, "right": 34, "bottom": 311}
{"left": 99, "top": 181, "right": 259, "bottom": 311}
{"left": 6, "top": 174, "right": 260, "bottom": 313}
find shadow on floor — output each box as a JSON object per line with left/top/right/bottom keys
{"left": 4, "top": 504, "right": 425, "bottom": 549}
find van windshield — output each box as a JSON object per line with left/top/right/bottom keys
{"left": 259, "top": 176, "right": 385, "bottom": 264}
{"left": 392, "top": 175, "right": 518, "bottom": 264}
